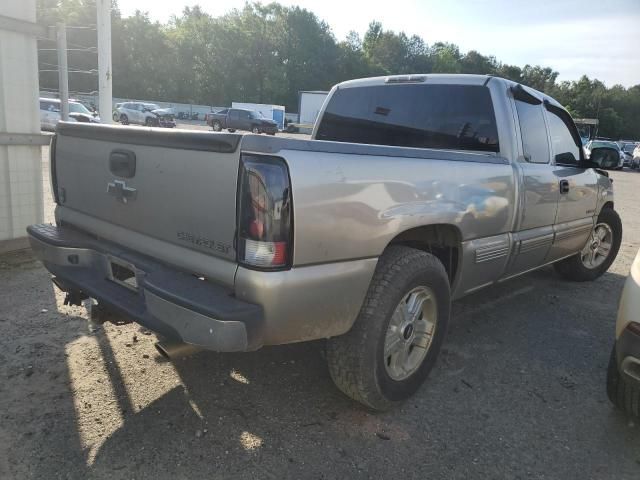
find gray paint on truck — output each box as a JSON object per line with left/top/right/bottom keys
{"left": 31, "top": 74, "right": 613, "bottom": 350}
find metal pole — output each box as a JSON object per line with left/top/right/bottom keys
{"left": 96, "top": 0, "right": 112, "bottom": 123}
{"left": 56, "top": 22, "right": 69, "bottom": 121}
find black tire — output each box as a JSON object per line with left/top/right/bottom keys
{"left": 553, "top": 208, "right": 622, "bottom": 281}
{"left": 212, "top": 121, "right": 222, "bottom": 132}
{"left": 251, "top": 125, "right": 260, "bottom": 134}
{"left": 606, "top": 345, "right": 640, "bottom": 418}
{"left": 227, "top": 128, "right": 236, "bottom": 133}
{"left": 145, "top": 117, "right": 154, "bottom": 127}
{"left": 326, "top": 246, "right": 450, "bottom": 411}
{"left": 120, "top": 114, "right": 129, "bottom": 125}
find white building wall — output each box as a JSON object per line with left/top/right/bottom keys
{"left": 0, "top": 1, "right": 44, "bottom": 248}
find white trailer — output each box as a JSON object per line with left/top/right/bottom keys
{"left": 232, "top": 102, "right": 285, "bottom": 131}
{"left": 298, "top": 91, "right": 329, "bottom": 126}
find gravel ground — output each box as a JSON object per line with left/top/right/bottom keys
{"left": 1, "top": 138, "right": 640, "bottom": 479}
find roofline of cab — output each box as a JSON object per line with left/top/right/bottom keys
{"left": 335, "top": 73, "right": 493, "bottom": 89}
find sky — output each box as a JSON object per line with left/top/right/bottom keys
{"left": 118, "top": 0, "right": 640, "bottom": 87}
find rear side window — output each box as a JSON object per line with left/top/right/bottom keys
{"left": 515, "top": 100, "right": 550, "bottom": 164}
{"left": 316, "top": 84, "right": 499, "bottom": 152}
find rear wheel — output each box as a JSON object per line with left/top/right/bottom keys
{"left": 119, "top": 114, "right": 129, "bottom": 125}
{"left": 212, "top": 121, "right": 222, "bottom": 132}
{"left": 553, "top": 208, "right": 622, "bottom": 281}
{"left": 607, "top": 345, "right": 640, "bottom": 418}
{"left": 326, "top": 246, "right": 450, "bottom": 411}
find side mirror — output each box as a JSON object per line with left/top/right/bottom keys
{"left": 588, "top": 147, "right": 621, "bottom": 169}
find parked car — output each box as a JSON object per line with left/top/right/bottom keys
{"left": 28, "top": 74, "right": 622, "bottom": 410}
{"left": 619, "top": 141, "right": 638, "bottom": 168}
{"left": 207, "top": 108, "right": 278, "bottom": 134}
{"left": 584, "top": 140, "right": 624, "bottom": 169}
{"left": 115, "top": 102, "right": 176, "bottom": 128}
{"left": 40, "top": 97, "right": 101, "bottom": 130}
{"left": 607, "top": 248, "right": 640, "bottom": 418}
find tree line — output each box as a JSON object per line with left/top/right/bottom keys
{"left": 37, "top": 0, "right": 639, "bottom": 139}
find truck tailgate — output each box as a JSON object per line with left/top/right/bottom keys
{"left": 53, "top": 123, "right": 241, "bottom": 271}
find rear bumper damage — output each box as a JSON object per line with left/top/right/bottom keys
{"left": 27, "top": 224, "right": 261, "bottom": 352}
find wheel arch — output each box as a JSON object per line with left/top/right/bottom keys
{"left": 386, "top": 224, "right": 462, "bottom": 286}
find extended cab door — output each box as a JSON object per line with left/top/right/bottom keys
{"left": 504, "top": 92, "right": 558, "bottom": 276}
{"left": 544, "top": 104, "right": 598, "bottom": 261}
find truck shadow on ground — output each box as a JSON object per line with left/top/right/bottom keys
{"left": 5, "top": 251, "right": 638, "bottom": 479}
{"left": 88, "top": 266, "right": 640, "bottom": 478}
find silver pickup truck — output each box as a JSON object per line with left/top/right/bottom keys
{"left": 28, "top": 74, "right": 622, "bottom": 410}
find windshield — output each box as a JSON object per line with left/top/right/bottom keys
{"left": 69, "top": 102, "right": 91, "bottom": 114}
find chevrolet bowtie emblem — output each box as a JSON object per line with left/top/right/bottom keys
{"left": 107, "top": 180, "right": 137, "bottom": 204}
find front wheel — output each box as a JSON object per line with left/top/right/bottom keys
{"left": 211, "top": 121, "right": 222, "bottom": 132}
{"left": 251, "top": 126, "right": 260, "bottom": 134}
{"left": 119, "top": 114, "right": 129, "bottom": 125}
{"left": 553, "top": 207, "right": 622, "bottom": 281}
{"left": 326, "top": 246, "right": 450, "bottom": 411}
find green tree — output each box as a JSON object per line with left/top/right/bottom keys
{"left": 36, "top": 1, "right": 640, "bottom": 139}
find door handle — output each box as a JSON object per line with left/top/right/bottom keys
{"left": 559, "top": 179, "right": 570, "bottom": 194}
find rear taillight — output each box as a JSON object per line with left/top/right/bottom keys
{"left": 237, "top": 155, "right": 292, "bottom": 269}
{"left": 50, "top": 134, "right": 60, "bottom": 204}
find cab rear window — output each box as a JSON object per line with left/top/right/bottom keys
{"left": 316, "top": 84, "right": 499, "bottom": 153}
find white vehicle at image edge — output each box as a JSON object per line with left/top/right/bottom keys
{"left": 40, "top": 97, "right": 101, "bottom": 131}
{"left": 607, "top": 248, "right": 640, "bottom": 418}
{"left": 633, "top": 144, "right": 640, "bottom": 170}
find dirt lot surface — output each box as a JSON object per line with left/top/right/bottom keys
{"left": 1, "top": 139, "right": 640, "bottom": 478}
